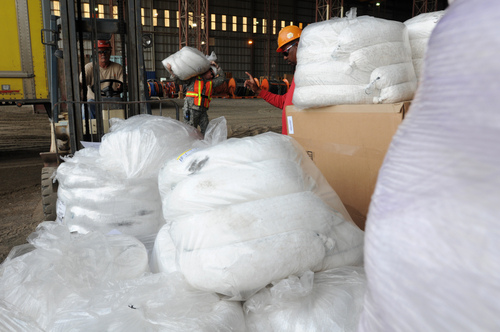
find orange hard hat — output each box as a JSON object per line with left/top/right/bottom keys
{"left": 276, "top": 25, "right": 302, "bottom": 52}
{"left": 97, "top": 40, "right": 111, "bottom": 49}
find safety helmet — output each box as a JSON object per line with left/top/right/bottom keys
{"left": 276, "top": 25, "right": 302, "bottom": 52}
{"left": 97, "top": 40, "right": 112, "bottom": 49}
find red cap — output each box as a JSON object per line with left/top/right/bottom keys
{"left": 97, "top": 40, "right": 111, "bottom": 49}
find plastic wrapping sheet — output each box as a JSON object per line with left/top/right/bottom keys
{"left": 170, "top": 192, "right": 363, "bottom": 299}
{"left": 159, "top": 132, "right": 352, "bottom": 222}
{"left": 0, "top": 300, "right": 44, "bottom": 332}
{"left": 404, "top": 10, "right": 445, "bottom": 80}
{"left": 161, "top": 46, "right": 217, "bottom": 80}
{"left": 99, "top": 114, "right": 204, "bottom": 179}
{"left": 294, "top": 61, "right": 370, "bottom": 87}
{"left": 348, "top": 41, "right": 412, "bottom": 72}
{"left": 244, "top": 267, "right": 367, "bottom": 332}
{"left": 359, "top": 1, "right": 500, "bottom": 331}
{"left": 162, "top": 159, "right": 314, "bottom": 218}
{"left": 0, "top": 222, "right": 149, "bottom": 329}
{"left": 294, "top": 14, "right": 416, "bottom": 109}
{"left": 150, "top": 224, "right": 178, "bottom": 274}
{"left": 48, "top": 272, "right": 246, "bottom": 331}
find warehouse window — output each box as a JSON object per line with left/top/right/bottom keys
{"left": 242, "top": 17, "right": 247, "bottom": 32}
{"left": 299, "top": 22, "right": 303, "bottom": 29}
{"left": 232, "top": 16, "right": 237, "bottom": 32}
{"left": 176, "top": 11, "right": 180, "bottom": 28}
{"left": 164, "top": 10, "right": 170, "bottom": 27}
{"left": 83, "top": 3, "right": 90, "bottom": 18}
{"left": 281, "top": 20, "right": 285, "bottom": 28}
{"left": 211, "top": 14, "right": 216, "bottom": 30}
{"left": 290, "top": 21, "right": 294, "bottom": 26}
{"left": 262, "top": 19, "right": 267, "bottom": 34}
{"left": 153, "top": 9, "right": 158, "bottom": 26}
{"left": 141, "top": 8, "right": 145, "bottom": 25}
{"left": 201, "top": 13, "right": 205, "bottom": 29}
{"left": 98, "top": 4, "right": 104, "bottom": 18}
{"left": 189, "top": 11, "right": 194, "bottom": 27}
{"left": 113, "top": 6, "right": 118, "bottom": 19}
{"left": 253, "top": 18, "right": 258, "bottom": 33}
{"left": 222, "top": 15, "right": 227, "bottom": 31}
{"left": 273, "top": 20, "right": 276, "bottom": 34}
{"left": 51, "top": 1, "right": 60, "bottom": 16}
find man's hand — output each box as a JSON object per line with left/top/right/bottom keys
{"left": 244, "top": 72, "right": 261, "bottom": 94}
{"left": 166, "top": 63, "right": 173, "bottom": 74}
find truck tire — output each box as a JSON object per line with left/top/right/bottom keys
{"left": 41, "top": 167, "right": 58, "bottom": 221}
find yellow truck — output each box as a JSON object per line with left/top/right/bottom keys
{"left": 0, "top": 0, "right": 50, "bottom": 111}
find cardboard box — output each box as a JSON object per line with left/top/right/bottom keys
{"left": 286, "top": 102, "right": 411, "bottom": 230}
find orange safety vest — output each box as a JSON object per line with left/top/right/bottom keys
{"left": 185, "top": 77, "right": 213, "bottom": 108}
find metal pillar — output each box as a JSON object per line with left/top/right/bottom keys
{"left": 179, "top": 0, "right": 208, "bottom": 52}
{"left": 316, "top": 0, "right": 332, "bottom": 21}
{"left": 316, "top": 0, "right": 343, "bottom": 21}
{"left": 264, "top": 0, "right": 278, "bottom": 77}
{"left": 332, "top": 0, "right": 344, "bottom": 18}
{"left": 413, "top": 0, "right": 438, "bottom": 16}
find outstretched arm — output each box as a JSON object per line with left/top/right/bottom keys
{"left": 244, "top": 72, "right": 261, "bottom": 95}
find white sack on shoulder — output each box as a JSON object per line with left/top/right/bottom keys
{"left": 161, "top": 46, "right": 217, "bottom": 80}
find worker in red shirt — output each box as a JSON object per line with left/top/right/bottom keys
{"left": 244, "top": 25, "right": 301, "bottom": 135}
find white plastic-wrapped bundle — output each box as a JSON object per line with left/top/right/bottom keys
{"left": 159, "top": 132, "right": 351, "bottom": 222}
{"left": 99, "top": 114, "right": 203, "bottom": 179}
{"left": 244, "top": 267, "right": 366, "bottom": 332}
{"left": 150, "top": 224, "right": 177, "bottom": 274}
{"left": 162, "top": 46, "right": 217, "bottom": 80}
{"left": 157, "top": 132, "right": 363, "bottom": 299}
{"left": 56, "top": 148, "right": 164, "bottom": 237}
{"left": 170, "top": 192, "right": 363, "bottom": 299}
{"left": 0, "top": 222, "right": 149, "bottom": 330}
{"left": 404, "top": 10, "right": 445, "bottom": 80}
{"left": 48, "top": 272, "right": 246, "bottom": 331}
{"left": 293, "top": 13, "right": 416, "bottom": 108}
{"left": 359, "top": 1, "right": 500, "bottom": 331}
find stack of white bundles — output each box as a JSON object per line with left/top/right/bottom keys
{"left": 404, "top": 10, "right": 445, "bottom": 80}
{"left": 49, "top": 273, "right": 247, "bottom": 331}
{"left": 155, "top": 132, "right": 364, "bottom": 300}
{"left": 244, "top": 267, "right": 367, "bottom": 332}
{"left": 56, "top": 145, "right": 165, "bottom": 237}
{"left": 0, "top": 222, "right": 149, "bottom": 330}
{"left": 56, "top": 115, "right": 226, "bottom": 237}
{"left": 162, "top": 46, "right": 217, "bottom": 80}
{"left": 293, "top": 10, "right": 417, "bottom": 108}
{"left": 359, "top": 1, "right": 500, "bottom": 331}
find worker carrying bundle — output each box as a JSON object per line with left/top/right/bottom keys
{"left": 163, "top": 47, "right": 226, "bottom": 136}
